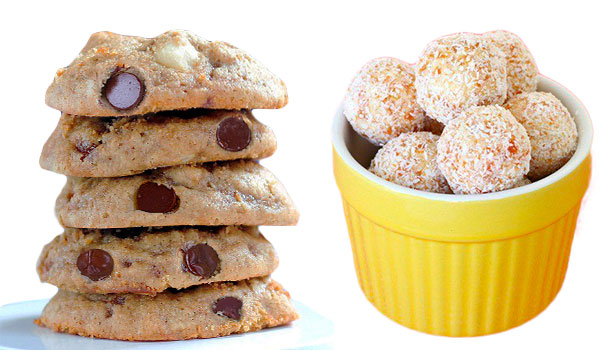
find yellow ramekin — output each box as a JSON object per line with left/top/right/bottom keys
{"left": 332, "top": 76, "right": 593, "bottom": 337}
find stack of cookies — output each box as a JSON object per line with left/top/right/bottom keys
{"left": 35, "top": 30, "right": 299, "bottom": 341}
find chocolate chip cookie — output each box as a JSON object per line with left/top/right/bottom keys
{"left": 56, "top": 160, "right": 299, "bottom": 228}
{"left": 40, "top": 109, "right": 276, "bottom": 177}
{"left": 37, "top": 226, "right": 277, "bottom": 295}
{"left": 35, "top": 277, "right": 298, "bottom": 340}
{"left": 37, "top": 28, "right": 300, "bottom": 341}
{"left": 45, "top": 30, "right": 287, "bottom": 116}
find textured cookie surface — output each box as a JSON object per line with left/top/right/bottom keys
{"left": 36, "top": 277, "right": 298, "bottom": 341}
{"left": 56, "top": 160, "right": 299, "bottom": 228}
{"left": 40, "top": 109, "right": 276, "bottom": 177}
{"left": 37, "top": 226, "right": 277, "bottom": 295}
{"left": 46, "top": 30, "right": 287, "bottom": 116}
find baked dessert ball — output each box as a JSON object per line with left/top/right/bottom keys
{"left": 505, "top": 92, "right": 577, "bottom": 180}
{"left": 344, "top": 58, "right": 426, "bottom": 146}
{"left": 437, "top": 105, "right": 531, "bottom": 194}
{"left": 415, "top": 33, "right": 508, "bottom": 125}
{"left": 370, "top": 132, "right": 451, "bottom": 193}
{"left": 484, "top": 30, "right": 538, "bottom": 98}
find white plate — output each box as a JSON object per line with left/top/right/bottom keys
{"left": 0, "top": 299, "right": 333, "bottom": 350}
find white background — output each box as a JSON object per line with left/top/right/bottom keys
{"left": 1, "top": 0, "right": 598, "bottom": 348}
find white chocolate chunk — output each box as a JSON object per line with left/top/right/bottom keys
{"left": 154, "top": 37, "right": 199, "bottom": 71}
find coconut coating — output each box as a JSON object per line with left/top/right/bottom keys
{"left": 505, "top": 92, "right": 577, "bottom": 180}
{"left": 437, "top": 105, "right": 531, "bottom": 194}
{"left": 415, "top": 33, "right": 508, "bottom": 125}
{"left": 344, "top": 58, "right": 426, "bottom": 146}
{"left": 370, "top": 132, "right": 451, "bottom": 193}
{"left": 484, "top": 30, "right": 538, "bottom": 98}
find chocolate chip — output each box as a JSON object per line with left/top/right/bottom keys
{"left": 216, "top": 117, "right": 251, "bottom": 152}
{"left": 77, "top": 249, "right": 114, "bottom": 281}
{"left": 213, "top": 297, "right": 243, "bottom": 320}
{"left": 183, "top": 244, "right": 219, "bottom": 278}
{"left": 135, "top": 182, "right": 179, "bottom": 213}
{"left": 75, "top": 140, "right": 98, "bottom": 161}
{"left": 103, "top": 71, "right": 145, "bottom": 111}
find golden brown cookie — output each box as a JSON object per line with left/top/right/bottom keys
{"left": 40, "top": 109, "right": 276, "bottom": 177}
{"left": 56, "top": 160, "right": 299, "bottom": 228}
{"left": 35, "top": 277, "right": 298, "bottom": 341}
{"left": 37, "top": 226, "right": 278, "bottom": 295}
{"left": 46, "top": 30, "right": 287, "bottom": 116}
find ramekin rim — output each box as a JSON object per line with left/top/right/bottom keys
{"left": 332, "top": 76, "right": 593, "bottom": 202}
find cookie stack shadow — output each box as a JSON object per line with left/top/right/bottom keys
{"left": 35, "top": 30, "right": 299, "bottom": 341}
